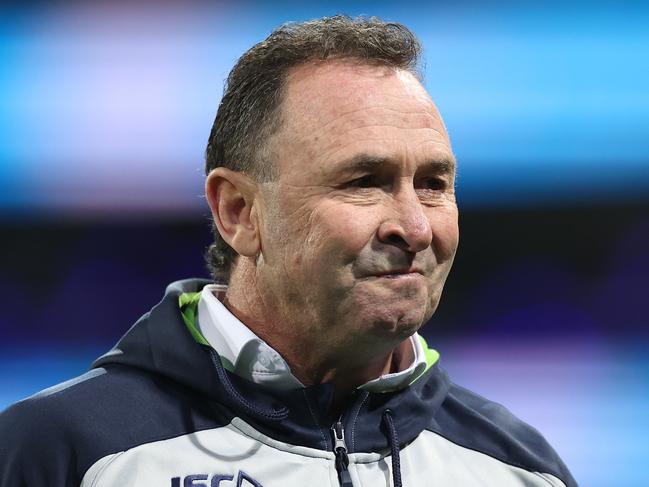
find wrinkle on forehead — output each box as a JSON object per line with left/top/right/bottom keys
{"left": 284, "top": 61, "right": 438, "bottom": 125}
{"left": 275, "top": 59, "right": 452, "bottom": 176}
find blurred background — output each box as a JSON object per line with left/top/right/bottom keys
{"left": 1, "top": 1, "right": 647, "bottom": 485}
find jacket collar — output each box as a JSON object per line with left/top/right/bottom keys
{"left": 93, "top": 279, "right": 450, "bottom": 453}
{"left": 195, "top": 283, "right": 430, "bottom": 393}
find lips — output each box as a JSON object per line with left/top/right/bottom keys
{"left": 371, "top": 268, "right": 423, "bottom": 278}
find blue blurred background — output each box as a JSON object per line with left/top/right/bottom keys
{"left": 1, "top": 1, "right": 647, "bottom": 485}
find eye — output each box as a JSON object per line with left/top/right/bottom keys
{"left": 347, "top": 175, "right": 378, "bottom": 189}
{"left": 417, "top": 177, "right": 447, "bottom": 191}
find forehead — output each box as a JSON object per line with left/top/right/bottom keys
{"left": 284, "top": 60, "right": 430, "bottom": 114}
{"left": 276, "top": 60, "right": 453, "bottom": 175}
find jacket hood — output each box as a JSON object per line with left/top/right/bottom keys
{"left": 92, "top": 278, "right": 451, "bottom": 453}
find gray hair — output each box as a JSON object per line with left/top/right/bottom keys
{"left": 205, "top": 15, "right": 422, "bottom": 281}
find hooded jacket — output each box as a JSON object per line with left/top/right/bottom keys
{"left": 0, "top": 279, "right": 578, "bottom": 487}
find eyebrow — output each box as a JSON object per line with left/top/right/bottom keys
{"left": 332, "top": 153, "right": 456, "bottom": 176}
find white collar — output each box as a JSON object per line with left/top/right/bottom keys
{"left": 197, "top": 284, "right": 428, "bottom": 392}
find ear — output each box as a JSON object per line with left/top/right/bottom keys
{"left": 205, "top": 168, "right": 260, "bottom": 258}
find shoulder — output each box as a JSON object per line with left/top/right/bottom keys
{"left": 428, "top": 380, "right": 577, "bottom": 486}
{"left": 1, "top": 368, "right": 106, "bottom": 445}
{"left": 0, "top": 365, "right": 226, "bottom": 486}
{"left": 0, "top": 369, "right": 107, "bottom": 486}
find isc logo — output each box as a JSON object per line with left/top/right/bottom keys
{"left": 171, "top": 471, "right": 262, "bottom": 487}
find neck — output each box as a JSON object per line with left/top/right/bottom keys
{"left": 224, "top": 261, "right": 405, "bottom": 409}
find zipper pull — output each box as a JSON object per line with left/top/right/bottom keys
{"left": 332, "top": 420, "right": 353, "bottom": 487}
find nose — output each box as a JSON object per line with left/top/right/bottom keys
{"left": 377, "top": 189, "right": 433, "bottom": 253}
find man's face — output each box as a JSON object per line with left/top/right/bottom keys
{"left": 255, "top": 60, "right": 458, "bottom": 351}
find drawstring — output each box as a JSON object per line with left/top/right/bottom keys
{"left": 206, "top": 345, "right": 401, "bottom": 486}
{"left": 207, "top": 347, "right": 289, "bottom": 421}
{"left": 382, "top": 409, "right": 402, "bottom": 487}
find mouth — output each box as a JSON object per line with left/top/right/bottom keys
{"left": 371, "top": 269, "right": 423, "bottom": 279}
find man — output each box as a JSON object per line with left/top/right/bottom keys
{"left": 0, "top": 16, "right": 578, "bottom": 487}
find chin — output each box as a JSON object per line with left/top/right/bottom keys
{"left": 364, "top": 307, "right": 428, "bottom": 340}
{"left": 339, "top": 282, "right": 438, "bottom": 338}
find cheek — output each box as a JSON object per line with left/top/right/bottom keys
{"left": 315, "top": 204, "right": 380, "bottom": 254}
{"left": 429, "top": 208, "right": 459, "bottom": 260}
{"left": 280, "top": 202, "right": 380, "bottom": 282}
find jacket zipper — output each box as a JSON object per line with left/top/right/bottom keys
{"left": 332, "top": 418, "right": 354, "bottom": 487}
